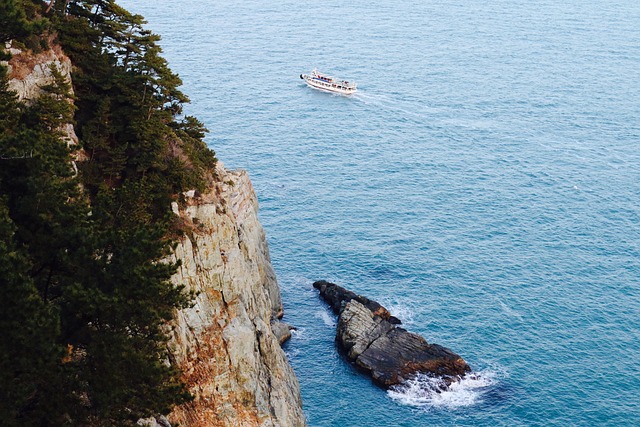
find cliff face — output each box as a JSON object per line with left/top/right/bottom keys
{"left": 4, "top": 43, "right": 305, "bottom": 427}
{"left": 3, "top": 41, "right": 72, "bottom": 103}
{"left": 167, "top": 165, "right": 305, "bottom": 427}
{"left": 2, "top": 42, "right": 82, "bottom": 155}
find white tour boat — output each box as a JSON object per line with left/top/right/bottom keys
{"left": 300, "top": 69, "right": 357, "bottom": 95}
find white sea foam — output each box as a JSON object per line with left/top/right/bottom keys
{"left": 497, "top": 298, "right": 524, "bottom": 320}
{"left": 290, "top": 327, "right": 306, "bottom": 340}
{"left": 378, "top": 299, "right": 417, "bottom": 326}
{"left": 315, "top": 310, "right": 336, "bottom": 327}
{"left": 284, "top": 348, "right": 299, "bottom": 359}
{"left": 387, "top": 370, "right": 497, "bottom": 410}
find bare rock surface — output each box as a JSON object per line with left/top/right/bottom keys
{"left": 3, "top": 41, "right": 73, "bottom": 104}
{"left": 314, "top": 280, "right": 470, "bottom": 388}
{"left": 137, "top": 415, "right": 172, "bottom": 427}
{"left": 167, "top": 164, "right": 306, "bottom": 427}
{"left": 272, "top": 320, "right": 294, "bottom": 346}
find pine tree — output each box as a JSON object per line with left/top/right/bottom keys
{"left": 1, "top": 0, "right": 219, "bottom": 423}
{"left": 0, "top": 63, "right": 71, "bottom": 426}
{"left": 0, "top": 198, "right": 63, "bottom": 426}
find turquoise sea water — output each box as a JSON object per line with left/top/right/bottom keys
{"left": 120, "top": 1, "right": 640, "bottom": 425}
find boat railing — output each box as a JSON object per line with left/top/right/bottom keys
{"left": 311, "top": 70, "right": 356, "bottom": 85}
{"left": 310, "top": 74, "right": 356, "bottom": 89}
{"left": 304, "top": 70, "right": 358, "bottom": 92}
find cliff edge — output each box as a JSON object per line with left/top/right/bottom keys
{"left": 167, "top": 164, "right": 305, "bottom": 427}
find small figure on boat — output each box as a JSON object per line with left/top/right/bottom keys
{"left": 300, "top": 69, "right": 357, "bottom": 95}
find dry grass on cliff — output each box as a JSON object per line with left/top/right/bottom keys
{"left": 7, "top": 35, "right": 65, "bottom": 80}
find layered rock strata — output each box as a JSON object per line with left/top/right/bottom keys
{"left": 167, "top": 164, "right": 305, "bottom": 427}
{"left": 313, "top": 280, "right": 470, "bottom": 388}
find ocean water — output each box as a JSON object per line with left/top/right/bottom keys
{"left": 119, "top": 1, "right": 640, "bottom": 425}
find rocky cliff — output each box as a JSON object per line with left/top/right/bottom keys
{"left": 2, "top": 41, "right": 80, "bottom": 149}
{"left": 166, "top": 164, "right": 305, "bottom": 427}
{"left": 3, "top": 40, "right": 72, "bottom": 103}
{"left": 4, "top": 42, "right": 305, "bottom": 427}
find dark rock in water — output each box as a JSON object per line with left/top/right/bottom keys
{"left": 313, "top": 280, "right": 395, "bottom": 321}
{"left": 313, "top": 280, "right": 471, "bottom": 388}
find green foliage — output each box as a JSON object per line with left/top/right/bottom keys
{"left": 171, "top": 116, "right": 218, "bottom": 190}
{"left": 56, "top": 0, "right": 216, "bottom": 198}
{"left": 0, "top": 63, "right": 78, "bottom": 425}
{"left": 1, "top": 0, "right": 218, "bottom": 424}
{"left": 0, "top": 198, "right": 63, "bottom": 427}
{"left": 0, "top": 0, "right": 49, "bottom": 49}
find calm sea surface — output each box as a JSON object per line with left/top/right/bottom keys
{"left": 120, "top": 1, "right": 640, "bottom": 425}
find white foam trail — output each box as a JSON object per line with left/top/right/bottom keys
{"left": 496, "top": 297, "right": 524, "bottom": 320}
{"left": 353, "top": 91, "right": 427, "bottom": 122}
{"left": 316, "top": 310, "right": 336, "bottom": 327}
{"left": 387, "top": 370, "right": 497, "bottom": 409}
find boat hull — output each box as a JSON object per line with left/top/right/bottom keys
{"left": 300, "top": 73, "right": 357, "bottom": 95}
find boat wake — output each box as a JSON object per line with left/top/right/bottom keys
{"left": 353, "top": 91, "right": 432, "bottom": 124}
{"left": 387, "top": 369, "right": 498, "bottom": 409}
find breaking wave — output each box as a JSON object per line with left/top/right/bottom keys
{"left": 290, "top": 327, "right": 306, "bottom": 340}
{"left": 387, "top": 370, "right": 498, "bottom": 409}
{"left": 378, "top": 299, "right": 418, "bottom": 326}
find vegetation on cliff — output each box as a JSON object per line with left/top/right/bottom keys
{"left": 0, "top": 1, "right": 217, "bottom": 425}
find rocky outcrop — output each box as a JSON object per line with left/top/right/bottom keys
{"left": 314, "top": 280, "right": 470, "bottom": 388}
{"left": 167, "top": 163, "right": 305, "bottom": 427}
{"left": 312, "top": 280, "right": 400, "bottom": 324}
{"left": 271, "top": 320, "right": 294, "bottom": 346}
{"left": 137, "top": 415, "right": 172, "bottom": 427}
{"left": 3, "top": 41, "right": 73, "bottom": 104}
{"left": 3, "top": 41, "right": 84, "bottom": 159}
